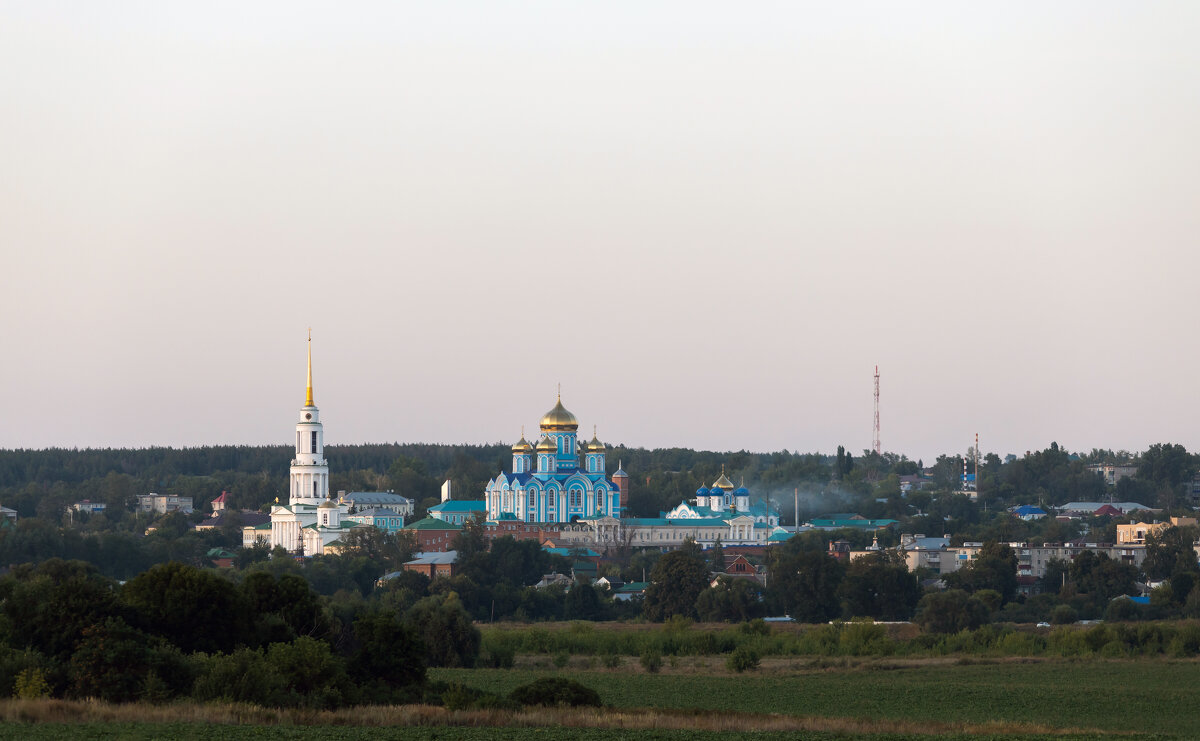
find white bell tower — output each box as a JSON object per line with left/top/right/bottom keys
{"left": 289, "top": 329, "right": 329, "bottom": 506}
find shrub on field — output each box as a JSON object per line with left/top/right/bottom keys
{"left": 838, "top": 622, "right": 892, "bottom": 656}
{"left": 996, "top": 630, "right": 1044, "bottom": 656}
{"left": 1099, "top": 640, "right": 1128, "bottom": 658}
{"left": 1050, "top": 605, "right": 1078, "bottom": 625}
{"left": 0, "top": 649, "right": 49, "bottom": 699}
{"left": 602, "top": 652, "right": 621, "bottom": 668}
{"left": 1083, "top": 625, "right": 1115, "bottom": 653}
{"left": 664, "top": 614, "right": 693, "bottom": 633}
{"left": 1105, "top": 597, "right": 1143, "bottom": 623}
{"left": 14, "top": 668, "right": 51, "bottom": 699}
{"left": 1167, "top": 624, "right": 1200, "bottom": 657}
{"left": 434, "top": 681, "right": 518, "bottom": 711}
{"left": 640, "top": 648, "right": 663, "bottom": 673}
{"left": 739, "top": 619, "right": 770, "bottom": 636}
{"left": 553, "top": 651, "right": 570, "bottom": 668}
{"left": 1048, "top": 627, "right": 1091, "bottom": 657}
{"left": 194, "top": 648, "right": 289, "bottom": 707}
{"left": 480, "top": 644, "right": 515, "bottom": 668}
{"left": 404, "top": 593, "right": 480, "bottom": 668}
{"left": 509, "top": 677, "right": 602, "bottom": 708}
{"left": 913, "top": 590, "right": 989, "bottom": 634}
{"left": 726, "top": 646, "right": 760, "bottom": 673}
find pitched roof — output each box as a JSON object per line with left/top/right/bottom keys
{"left": 342, "top": 492, "right": 414, "bottom": 506}
{"left": 405, "top": 516, "right": 463, "bottom": 531}
{"left": 428, "top": 500, "right": 486, "bottom": 513}
{"left": 544, "top": 546, "right": 600, "bottom": 558}
{"left": 405, "top": 551, "right": 459, "bottom": 565}
{"left": 615, "top": 582, "right": 649, "bottom": 593}
{"left": 348, "top": 507, "right": 402, "bottom": 518}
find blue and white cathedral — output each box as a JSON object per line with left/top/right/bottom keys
{"left": 484, "top": 395, "right": 627, "bottom": 523}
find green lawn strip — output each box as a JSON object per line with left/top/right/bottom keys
{"left": 0, "top": 724, "right": 1169, "bottom": 741}
{"left": 430, "top": 661, "right": 1200, "bottom": 737}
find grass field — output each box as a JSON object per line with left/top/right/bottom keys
{"left": 0, "top": 724, "right": 1157, "bottom": 741}
{"left": 432, "top": 659, "right": 1200, "bottom": 738}
{"left": 4, "top": 624, "right": 1198, "bottom": 740}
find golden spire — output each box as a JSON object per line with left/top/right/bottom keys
{"left": 305, "top": 328, "right": 314, "bottom": 407}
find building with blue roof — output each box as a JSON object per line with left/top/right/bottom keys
{"left": 428, "top": 499, "right": 487, "bottom": 526}
{"left": 1011, "top": 505, "right": 1047, "bottom": 521}
{"left": 482, "top": 394, "right": 628, "bottom": 523}
{"left": 663, "top": 468, "right": 781, "bottom": 528}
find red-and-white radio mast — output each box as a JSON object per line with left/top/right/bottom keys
{"left": 872, "top": 365, "right": 881, "bottom": 455}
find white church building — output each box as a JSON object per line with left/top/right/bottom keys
{"left": 247, "top": 334, "right": 363, "bottom": 555}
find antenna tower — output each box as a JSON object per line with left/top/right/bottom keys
{"left": 872, "top": 365, "right": 881, "bottom": 455}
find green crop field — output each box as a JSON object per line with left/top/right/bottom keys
{"left": 0, "top": 725, "right": 1167, "bottom": 741}
{"left": 432, "top": 660, "right": 1200, "bottom": 738}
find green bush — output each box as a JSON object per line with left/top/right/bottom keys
{"left": 481, "top": 644, "right": 515, "bottom": 669}
{"left": 1099, "top": 640, "right": 1128, "bottom": 658}
{"left": 1050, "top": 605, "right": 1078, "bottom": 625}
{"left": 602, "top": 652, "right": 621, "bottom": 668}
{"left": 13, "top": 668, "right": 50, "bottom": 699}
{"left": 552, "top": 650, "right": 570, "bottom": 668}
{"left": 640, "top": 648, "right": 663, "bottom": 673}
{"left": 1106, "top": 597, "right": 1143, "bottom": 622}
{"left": 509, "top": 677, "right": 602, "bottom": 708}
{"left": 442, "top": 682, "right": 476, "bottom": 711}
{"left": 726, "top": 645, "right": 760, "bottom": 672}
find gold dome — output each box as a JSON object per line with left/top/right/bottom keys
{"left": 539, "top": 395, "right": 579, "bottom": 431}
{"left": 536, "top": 436, "right": 557, "bottom": 452}
{"left": 588, "top": 426, "right": 605, "bottom": 452}
{"left": 512, "top": 426, "right": 533, "bottom": 452}
{"left": 711, "top": 466, "right": 735, "bottom": 491}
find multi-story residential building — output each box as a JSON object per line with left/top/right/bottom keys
{"left": 1116, "top": 517, "right": 1197, "bottom": 545}
{"left": 136, "top": 493, "right": 193, "bottom": 515}
{"left": 1086, "top": 464, "right": 1139, "bottom": 486}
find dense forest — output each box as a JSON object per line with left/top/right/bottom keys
{"left": 1, "top": 440, "right": 1195, "bottom": 525}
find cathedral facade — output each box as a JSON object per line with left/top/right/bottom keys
{"left": 484, "top": 395, "right": 628, "bottom": 523}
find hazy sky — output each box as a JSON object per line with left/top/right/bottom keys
{"left": 2, "top": 2, "right": 1198, "bottom": 462}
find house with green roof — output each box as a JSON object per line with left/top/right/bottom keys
{"left": 404, "top": 516, "right": 462, "bottom": 552}
{"left": 807, "top": 514, "right": 898, "bottom": 531}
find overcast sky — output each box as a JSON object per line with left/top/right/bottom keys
{"left": 2, "top": 2, "right": 1197, "bottom": 462}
